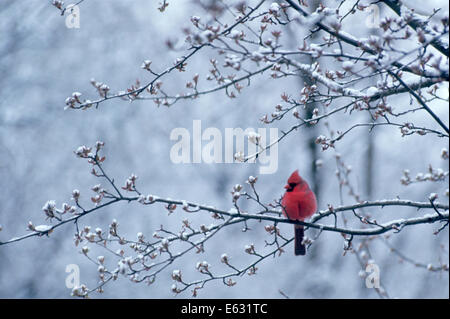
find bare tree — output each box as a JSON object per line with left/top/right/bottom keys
{"left": 0, "top": 0, "right": 448, "bottom": 298}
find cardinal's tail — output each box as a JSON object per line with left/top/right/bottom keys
{"left": 294, "top": 225, "right": 306, "bottom": 256}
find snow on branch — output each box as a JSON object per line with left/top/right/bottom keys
{"left": 1, "top": 143, "right": 448, "bottom": 297}
{"left": 381, "top": 0, "right": 449, "bottom": 57}
{"left": 10, "top": 0, "right": 447, "bottom": 298}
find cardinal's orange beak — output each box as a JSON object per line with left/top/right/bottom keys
{"left": 284, "top": 184, "right": 289, "bottom": 189}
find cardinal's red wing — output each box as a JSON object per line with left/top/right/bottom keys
{"left": 282, "top": 194, "right": 300, "bottom": 220}
{"left": 297, "top": 191, "right": 317, "bottom": 219}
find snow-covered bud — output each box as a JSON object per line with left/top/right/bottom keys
{"left": 315, "top": 135, "right": 327, "bottom": 144}
{"left": 269, "top": 3, "right": 281, "bottom": 16}
{"left": 27, "top": 221, "right": 35, "bottom": 231}
{"left": 81, "top": 246, "right": 89, "bottom": 255}
{"left": 196, "top": 261, "right": 210, "bottom": 274}
{"left": 179, "top": 232, "right": 188, "bottom": 241}
{"left": 99, "top": 83, "right": 110, "bottom": 96}
{"left": 161, "top": 238, "right": 169, "bottom": 251}
{"left": 91, "top": 194, "right": 102, "bottom": 205}
{"left": 42, "top": 200, "right": 57, "bottom": 219}
{"left": 118, "top": 260, "right": 127, "bottom": 274}
{"left": 251, "top": 50, "right": 264, "bottom": 62}
{"left": 121, "top": 174, "right": 138, "bottom": 191}
{"left": 72, "top": 91, "right": 82, "bottom": 102}
{"left": 52, "top": 0, "right": 64, "bottom": 10}
{"left": 247, "top": 175, "right": 258, "bottom": 185}
{"left": 342, "top": 61, "right": 354, "bottom": 71}
{"left": 91, "top": 184, "right": 102, "bottom": 193}
{"left": 91, "top": 229, "right": 101, "bottom": 238}
{"left": 441, "top": 148, "right": 449, "bottom": 160}
{"left": 71, "top": 285, "right": 88, "bottom": 297}
{"left": 182, "top": 219, "right": 190, "bottom": 227}
{"left": 245, "top": 244, "right": 256, "bottom": 255}
{"left": 62, "top": 203, "right": 70, "bottom": 213}
{"left": 171, "top": 284, "right": 181, "bottom": 294}
{"left": 301, "top": 236, "right": 312, "bottom": 246}
{"left": 232, "top": 191, "right": 241, "bottom": 202}
{"left": 230, "top": 29, "right": 244, "bottom": 41}
{"left": 95, "top": 141, "right": 104, "bottom": 151}
{"left": 225, "top": 278, "right": 237, "bottom": 286}
{"left": 75, "top": 146, "right": 92, "bottom": 158}
{"left": 191, "top": 16, "right": 201, "bottom": 27}
{"left": 199, "top": 224, "right": 209, "bottom": 233}
{"left": 72, "top": 189, "right": 80, "bottom": 201}
{"left": 312, "top": 108, "right": 319, "bottom": 116}
{"left": 137, "top": 195, "right": 146, "bottom": 204}
{"left": 247, "top": 266, "right": 258, "bottom": 275}
{"left": 220, "top": 253, "right": 229, "bottom": 264}
{"left": 309, "top": 44, "right": 322, "bottom": 58}
{"left": 141, "top": 60, "right": 152, "bottom": 71}
{"left": 166, "top": 203, "right": 177, "bottom": 212}
{"left": 181, "top": 200, "right": 189, "bottom": 211}
{"left": 109, "top": 219, "right": 118, "bottom": 236}
{"left": 64, "top": 96, "right": 76, "bottom": 109}
{"left": 171, "top": 270, "right": 182, "bottom": 282}
{"left": 83, "top": 232, "right": 94, "bottom": 242}
{"left": 264, "top": 224, "right": 278, "bottom": 235}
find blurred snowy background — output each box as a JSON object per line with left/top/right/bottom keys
{"left": 0, "top": 0, "right": 448, "bottom": 298}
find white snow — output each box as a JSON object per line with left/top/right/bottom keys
{"left": 34, "top": 225, "right": 52, "bottom": 232}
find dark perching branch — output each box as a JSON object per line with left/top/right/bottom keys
{"left": 1, "top": 191, "right": 448, "bottom": 246}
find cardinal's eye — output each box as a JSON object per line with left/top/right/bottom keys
{"left": 289, "top": 183, "right": 297, "bottom": 188}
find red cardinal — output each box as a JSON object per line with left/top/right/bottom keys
{"left": 281, "top": 170, "right": 317, "bottom": 256}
